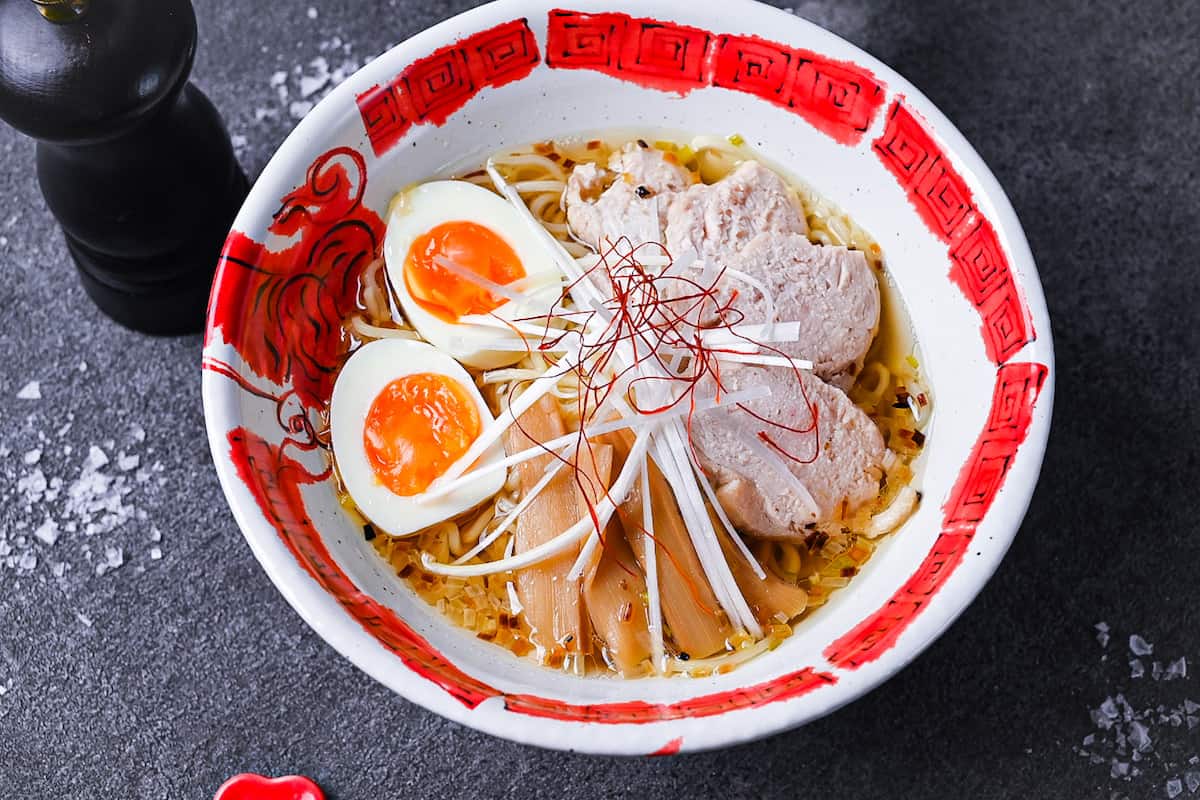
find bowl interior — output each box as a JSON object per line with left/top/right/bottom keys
{"left": 202, "top": 0, "right": 1052, "bottom": 754}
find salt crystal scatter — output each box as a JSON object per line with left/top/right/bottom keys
{"left": 131, "top": 425, "right": 146, "bottom": 443}
{"left": 17, "top": 552, "right": 36, "bottom": 570}
{"left": 1130, "top": 659, "right": 1145, "bottom": 678}
{"left": 269, "top": 70, "right": 287, "bottom": 87}
{"left": 104, "top": 546, "right": 123, "bottom": 568}
{"left": 149, "top": 546, "right": 162, "bottom": 561}
{"left": 117, "top": 453, "right": 139, "bottom": 472}
{"left": 1130, "top": 634, "right": 1154, "bottom": 656}
{"left": 1169, "top": 778, "right": 1184, "bottom": 798}
{"left": 17, "top": 468, "right": 47, "bottom": 499}
{"left": 1165, "top": 658, "right": 1188, "bottom": 681}
{"left": 1186, "top": 771, "right": 1200, "bottom": 793}
{"left": 78, "top": 360, "right": 87, "bottom": 372}
{"left": 33, "top": 519, "right": 59, "bottom": 546}
{"left": 289, "top": 100, "right": 314, "bottom": 119}
{"left": 1112, "top": 761, "right": 1130, "bottom": 778}
{"left": 76, "top": 612, "right": 92, "bottom": 627}
{"left": 1153, "top": 661, "right": 1164, "bottom": 680}
{"left": 1129, "top": 720, "right": 1152, "bottom": 752}
{"left": 22, "top": 448, "right": 41, "bottom": 465}
{"left": 84, "top": 445, "right": 109, "bottom": 471}
{"left": 307, "top": 6, "right": 317, "bottom": 18}
{"left": 16, "top": 381, "right": 41, "bottom": 400}
{"left": 50, "top": 562, "right": 66, "bottom": 577}
{"left": 299, "top": 57, "right": 330, "bottom": 98}
{"left": 149, "top": 527, "right": 162, "bottom": 542}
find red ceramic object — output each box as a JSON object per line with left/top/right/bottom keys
{"left": 214, "top": 773, "right": 324, "bottom": 800}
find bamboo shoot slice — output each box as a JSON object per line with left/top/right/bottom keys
{"left": 605, "top": 429, "right": 732, "bottom": 658}
{"left": 505, "top": 394, "right": 588, "bottom": 667}
{"left": 714, "top": 513, "right": 808, "bottom": 625}
{"left": 584, "top": 524, "right": 652, "bottom": 676}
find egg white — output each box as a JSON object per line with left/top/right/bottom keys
{"left": 330, "top": 338, "right": 505, "bottom": 537}
{"left": 383, "top": 181, "right": 562, "bottom": 369}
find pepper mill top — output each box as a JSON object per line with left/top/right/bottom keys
{"left": 0, "top": 0, "right": 196, "bottom": 143}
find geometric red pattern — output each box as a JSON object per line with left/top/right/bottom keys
{"left": 874, "top": 99, "right": 977, "bottom": 242}
{"left": 949, "top": 219, "right": 1035, "bottom": 363}
{"left": 711, "top": 33, "right": 886, "bottom": 145}
{"left": 876, "top": 98, "right": 1035, "bottom": 363}
{"left": 548, "top": 10, "right": 712, "bottom": 93}
{"left": 549, "top": 12, "right": 886, "bottom": 145}
{"left": 824, "top": 362, "right": 1048, "bottom": 669}
{"left": 356, "top": 18, "right": 541, "bottom": 157}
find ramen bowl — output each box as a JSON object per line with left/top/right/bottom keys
{"left": 201, "top": 0, "right": 1054, "bottom": 754}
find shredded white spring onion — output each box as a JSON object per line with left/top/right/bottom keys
{"left": 452, "top": 460, "right": 569, "bottom": 564}
{"left": 658, "top": 348, "right": 813, "bottom": 371}
{"left": 420, "top": 385, "right": 769, "bottom": 503}
{"left": 431, "top": 353, "right": 583, "bottom": 488}
{"left": 723, "top": 267, "right": 778, "bottom": 340}
{"left": 432, "top": 255, "right": 527, "bottom": 304}
{"left": 640, "top": 450, "right": 665, "bottom": 674}
{"left": 703, "top": 321, "right": 803, "bottom": 347}
{"left": 506, "top": 580, "right": 524, "bottom": 615}
{"left": 684, "top": 446, "right": 766, "bottom": 580}
{"left": 654, "top": 424, "right": 762, "bottom": 637}
{"left": 420, "top": 430, "right": 654, "bottom": 577}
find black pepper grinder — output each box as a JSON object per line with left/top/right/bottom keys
{"left": 0, "top": 0, "right": 248, "bottom": 334}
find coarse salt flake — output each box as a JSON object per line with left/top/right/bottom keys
{"left": 1130, "top": 634, "right": 1154, "bottom": 656}
{"left": 16, "top": 381, "right": 41, "bottom": 400}
{"left": 33, "top": 519, "right": 59, "bottom": 546}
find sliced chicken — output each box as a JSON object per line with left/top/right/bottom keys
{"left": 698, "top": 232, "right": 879, "bottom": 388}
{"left": 665, "top": 160, "right": 807, "bottom": 268}
{"left": 690, "top": 364, "right": 885, "bottom": 539}
{"left": 563, "top": 143, "right": 694, "bottom": 250}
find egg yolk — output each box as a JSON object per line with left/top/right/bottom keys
{"left": 362, "top": 372, "right": 482, "bottom": 497}
{"left": 403, "top": 220, "right": 526, "bottom": 322}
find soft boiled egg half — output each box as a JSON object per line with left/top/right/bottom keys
{"left": 384, "top": 180, "right": 562, "bottom": 369}
{"left": 330, "top": 338, "right": 504, "bottom": 537}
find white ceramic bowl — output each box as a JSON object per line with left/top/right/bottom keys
{"left": 202, "top": 0, "right": 1054, "bottom": 755}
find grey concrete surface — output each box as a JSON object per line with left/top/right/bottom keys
{"left": 2, "top": 1, "right": 1198, "bottom": 798}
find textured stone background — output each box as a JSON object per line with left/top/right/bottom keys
{"left": 2, "top": 1, "right": 1198, "bottom": 798}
